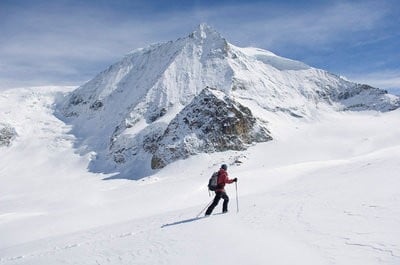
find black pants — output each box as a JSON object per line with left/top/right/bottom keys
{"left": 205, "top": 191, "right": 229, "bottom": 215}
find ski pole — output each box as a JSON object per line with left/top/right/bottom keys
{"left": 196, "top": 199, "right": 214, "bottom": 218}
{"left": 235, "top": 181, "right": 239, "bottom": 213}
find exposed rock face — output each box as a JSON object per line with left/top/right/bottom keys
{"left": 151, "top": 87, "right": 272, "bottom": 169}
{"left": 0, "top": 124, "right": 17, "bottom": 147}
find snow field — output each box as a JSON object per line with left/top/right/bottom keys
{"left": 0, "top": 87, "right": 399, "bottom": 264}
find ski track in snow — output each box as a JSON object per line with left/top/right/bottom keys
{"left": 0, "top": 87, "right": 399, "bottom": 264}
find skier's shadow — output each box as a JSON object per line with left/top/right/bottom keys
{"left": 161, "top": 212, "right": 226, "bottom": 228}
{"left": 161, "top": 217, "right": 203, "bottom": 228}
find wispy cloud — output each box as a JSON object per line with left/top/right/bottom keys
{"left": 346, "top": 70, "right": 400, "bottom": 94}
{"left": 192, "top": 1, "right": 391, "bottom": 49}
{"left": 0, "top": 0, "right": 398, "bottom": 90}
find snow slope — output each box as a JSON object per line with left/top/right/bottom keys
{"left": 1, "top": 87, "right": 399, "bottom": 264}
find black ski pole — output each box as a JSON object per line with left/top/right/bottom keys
{"left": 235, "top": 181, "right": 239, "bottom": 213}
{"left": 196, "top": 199, "right": 213, "bottom": 218}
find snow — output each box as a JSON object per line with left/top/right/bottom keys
{"left": 1, "top": 86, "right": 399, "bottom": 264}
{"left": 239, "top": 46, "right": 311, "bottom": 71}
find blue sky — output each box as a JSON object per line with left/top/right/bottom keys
{"left": 1, "top": 0, "right": 399, "bottom": 94}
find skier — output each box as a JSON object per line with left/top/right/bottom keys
{"left": 205, "top": 164, "right": 237, "bottom": 216}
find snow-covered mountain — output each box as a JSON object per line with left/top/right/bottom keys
{"left": 59, "top": 24, "right": 399, "bottom": 177}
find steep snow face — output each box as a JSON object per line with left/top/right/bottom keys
{"left": 151, "top": 87, "right": 272, "bottom": 169}
{"left": 227, "top": 45, "right": 399, "bottom": 116}
{"left": 61, "top": 24, "right": 232, "bottom": 122}
{"left": 238, "top": 47, "right": 311, "bottom": 71}
{"left": 59, "top": 24, "right": 399, "bottom": 178}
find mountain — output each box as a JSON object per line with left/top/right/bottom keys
{"left": 58, "top": 24, "right": 399, "bottom": 178}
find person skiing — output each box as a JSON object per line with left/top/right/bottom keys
{"left": 205, "top": 164, "right": 237, "bottom": 216}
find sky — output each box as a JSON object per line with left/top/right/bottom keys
{"left": 0, "top": 0, "right": 399, "bottom": 94}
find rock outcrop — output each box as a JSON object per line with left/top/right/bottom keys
{"left": 151, "top": 87, "right": 271, "bottom": 169}
{"left": 0, "top": 124, "right": 17, "bottom": 147}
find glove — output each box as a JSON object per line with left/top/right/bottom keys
{"left": 233, "top": 178, "right": 238, "bottom": 182}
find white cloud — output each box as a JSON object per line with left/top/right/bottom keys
{"left": 346, "top": 70, "right": 400, "bottom": 91}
